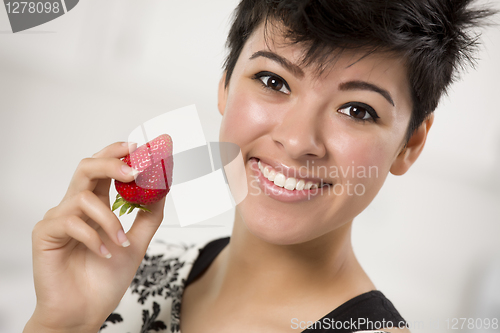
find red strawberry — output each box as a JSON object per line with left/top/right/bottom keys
{"left": 112, "top": 134, "right": 173, "bottom": 216}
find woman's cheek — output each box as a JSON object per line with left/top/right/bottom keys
{"left": 220, "top": 90, "right": 275, "bottom": 143}
{"left": 330, "top": 135, "right": 390, "bottom": 194}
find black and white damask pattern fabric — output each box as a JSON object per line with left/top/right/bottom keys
{"left": 99, "top": 239, "right": 203, "bottom": 333}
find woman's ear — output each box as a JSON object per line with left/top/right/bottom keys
{"left": 390, "top": 113, "right": 434, "bottom": 176}
{"left": 218, "top": 72, "right": 228, "bottom": 116}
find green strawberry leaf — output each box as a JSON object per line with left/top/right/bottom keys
{"left": 112, "top": 199, "right": 124, "bottom": 211}
{"left": 137, "top": 206, "right": 152, "bottom": 213}
{"left": 120, "top": 203, "right": 130, "bottom": 216}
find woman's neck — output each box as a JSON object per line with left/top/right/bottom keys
{"left": 207, "top": 211, "right": 375, "bottom": 304}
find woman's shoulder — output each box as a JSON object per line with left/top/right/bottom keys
{"left": 302, "top": 290, "right": 408, "bottom": 333}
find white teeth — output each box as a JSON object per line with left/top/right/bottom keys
{"left": 263, "top": 166, "right": 270, "bottom": 178}
{"left": 257, "top": 160, "right": 322, "bottom": 191}
{"left": 284, "top": 177, "right": 297, "bottom": 190}
{"left": 274, "top": 173, "right": 286, "bottom": 187}
{"left": 268, "top": 168, "right": 276, "bottom": 181}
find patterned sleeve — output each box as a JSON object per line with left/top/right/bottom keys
{"left": 98, "top": 239, "right": 203, "bottom": 333}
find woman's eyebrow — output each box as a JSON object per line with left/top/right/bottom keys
{"left": 249, "top": 50, "right": 305, "bottom": 79}
{"left": 249, "top": 51, "right": 395, "bottom": 106}
{"left": 339, "top": 81, "right": 395, "bottom": 106}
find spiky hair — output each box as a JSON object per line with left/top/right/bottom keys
{"left": 223, "top": 0, "right": 496, "bottom": 143}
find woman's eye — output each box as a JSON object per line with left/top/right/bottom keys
{"left": 254, "top": 72, "right": 291, "bottom": 95}
{"left": 338, "top": 103, "right": 379, "bottom": 122}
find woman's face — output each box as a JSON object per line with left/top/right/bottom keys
{"left": 218, "top": 24, "right": 414, "bottom": 245}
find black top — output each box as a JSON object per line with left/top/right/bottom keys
{"left": 186, "top": 237, "right": 406, "bottom": 333}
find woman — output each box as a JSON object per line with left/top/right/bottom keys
{"left": 23, "top": 0, "right": 494, "bottom": 332}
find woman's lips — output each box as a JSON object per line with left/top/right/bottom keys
{"left": 257, "top": 159, "right": 329, "bottom": 189}
{"left": 248, "top": 158, "right": 326, "bottom": 203}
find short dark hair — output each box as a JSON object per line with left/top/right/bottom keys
{"left": 222, "top": 0, "right": 496, "bottom": 144}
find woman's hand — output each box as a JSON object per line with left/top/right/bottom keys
{"left": 24, "top": 142, "right": 166, "bottom": 333}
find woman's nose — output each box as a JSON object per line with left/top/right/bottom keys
{"left": 271, "top": 103, "right": 326, "bottom": 160}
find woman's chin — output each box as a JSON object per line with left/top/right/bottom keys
{"left": 242, "top": 216, "right": 321, "bottom": 246}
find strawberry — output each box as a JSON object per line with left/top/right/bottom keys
{"left": 112, "top": 134, "right": 173, "bottom": 216}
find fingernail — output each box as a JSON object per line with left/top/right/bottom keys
{"left": 121, "top": 164, "right": 140, "bottom": 177}
{"left": 122, "top": 142, "right": 137, "bottom": 147}
{"left": 100, "top": 244, "right": 112, "bottom": 259}
{"left": 117, "top": 229, "right": 130, "bottom": 247}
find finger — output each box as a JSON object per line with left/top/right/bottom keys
{"left": 92, "top": 141, "right": 137, "bottom": 159}
{"left": 34, "top": 215, "right": 112, "bottom": 259}
{"left": 66, "top": 141, "right": 137, "bottom": 198}
{"left": 93, "top": 142, "right": 138, "bottom": 197}
{"left": 127, "top": 196, "right": 166, "bottom": 254}
{"left": 66, "top": 157, "right": 138, "bottom": 198}
{"left": 58, "top": 190, "right": 131, "bottom": 248}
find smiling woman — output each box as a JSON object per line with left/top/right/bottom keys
{"left": 216, "top": 26, "right": 414, "bottom": 248}
{"left": 21, "top": 1, "right": 497, "bottom": 333}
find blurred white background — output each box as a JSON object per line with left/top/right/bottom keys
{"left": 0, "top": 1, "right": 499, "bottom": 332}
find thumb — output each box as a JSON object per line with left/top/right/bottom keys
{"left": 126, "top": 196, "right": 166, "bottom": 254}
